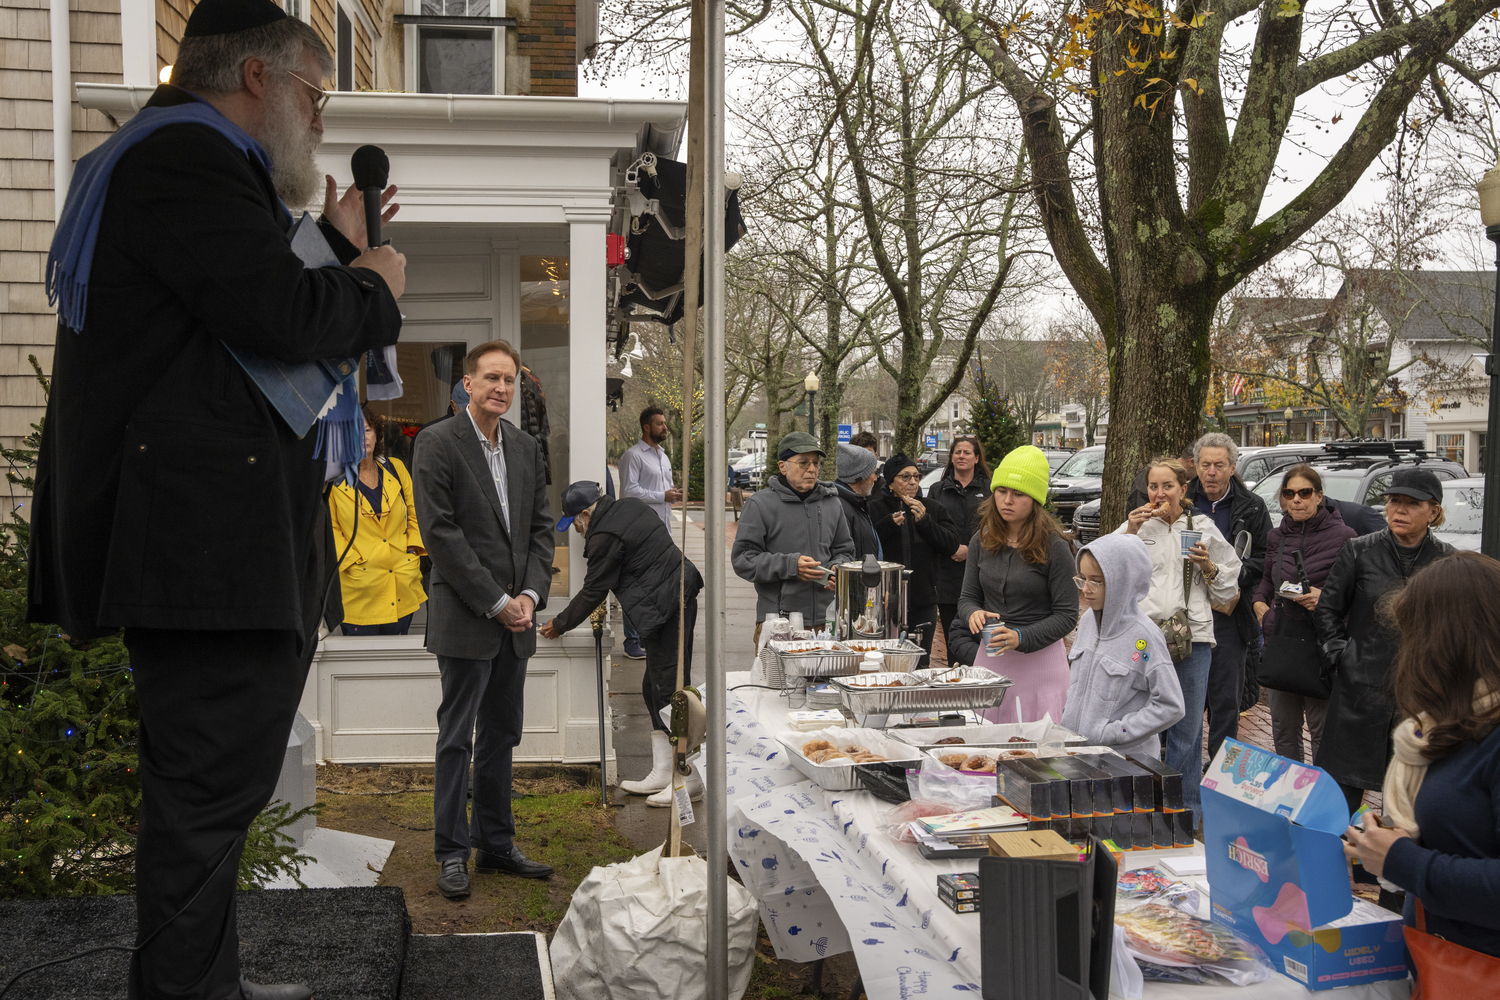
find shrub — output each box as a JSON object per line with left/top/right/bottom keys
{"left": 0, "top": 357, "right": 312, "bottom": 899}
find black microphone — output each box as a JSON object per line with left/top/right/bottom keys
{"left": 350, "top": 144, "right": 390, "bottom": 250}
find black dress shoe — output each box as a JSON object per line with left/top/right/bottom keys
{"left": 241, "top": 978, "right": 313, "bottom": 1000}
{"left": 475, "top": 845, "right": 553, "bottom": 879}
{"left": 437, "top": 856, "right": 471, "bottom": 898}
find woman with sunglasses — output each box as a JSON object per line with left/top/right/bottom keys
{"left": 1251, "top": 465, "right": 1355, "bottom": 763}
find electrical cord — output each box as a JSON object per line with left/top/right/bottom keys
{"left": 0, "top": 837, "right": 239, "bottom": 998}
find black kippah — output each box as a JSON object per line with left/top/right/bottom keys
{"left": 183, "top": 0, "right": 288, "bottom": 38}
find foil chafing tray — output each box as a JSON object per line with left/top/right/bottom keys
{"left": 832, "top": 668, "right": 1013, "bottom": 715}
{"left": 838, "top": 638, "right": 926, "bottom": 673}
{"left": 767, "top": 640, "right": 860, "bottom": 680}
{"left": 890, "top": 722, "right": 1090, "bottom": 752}
{"left": 776, "top": 727, "right": 926, "bottom": 792}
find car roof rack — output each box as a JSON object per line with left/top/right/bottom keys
{"left": 1320, "top": 438, "right": 1431, "bottom": 462}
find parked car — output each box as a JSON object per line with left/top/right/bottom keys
{"left": 1434, "top": 477, "right": 1484, "bottom": 552}
{"left": 916, "top": 450, "right": 949, "bottom": 476}
{"left": 1235, "top": 443, "right": 1331, "bottom": 486}
{"left": 731, "top": 452, "right": 765, "bottom": 490}
{"left": 1073, "top": 497, "right": 1103, "bottom": 544}
{"left": 1042, "top": 449, "right": 1075, "bottom": 472}
{"left": 1047, "top": 445, "right": 1106, "bottom": 527}
{"left": 728, "top": 449, "right": 747, "bottom": 463}
{"left": 1250, "top": 441, "right": 1468, "bottom": 510}
{"left": 920, "top": 466, "right": 944, "bottom": 493}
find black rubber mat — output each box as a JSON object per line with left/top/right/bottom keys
{"left": 0, "top": 888, "right": 410, "bottom": 1000}
{"left": 399, "top": 932, "right": 549, "bottom": 1000}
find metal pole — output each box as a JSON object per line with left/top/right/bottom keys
{"left": 703, "top": 0, "right": 729, "bottom": 989}
{"left": 50, "top": 0, "right": 72, "bottom": 221}
{"left": 1483, "top": 227, "right": 1500, "bottom": 559}
{"left": 592, "top": 609, "right": 609, "bottom": 808}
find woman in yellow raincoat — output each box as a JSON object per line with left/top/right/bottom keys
{"left": 330, "top": 410, "right": 426, "bottom": 634}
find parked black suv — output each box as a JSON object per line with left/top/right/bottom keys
{"left": 1047, "top": 446, "right": 1106, "bottom": 527}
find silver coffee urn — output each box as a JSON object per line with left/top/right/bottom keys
{"left": 833, "top": 555, "right": 909, "bottom": 641}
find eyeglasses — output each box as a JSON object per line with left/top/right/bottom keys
{"left": 1280, "top": 487, "right": 1318, "bottom": 500}
{"left": 287, "top": 71, "right": 331, "bottom": 117}
{"left": 893, "top": 472, "right": 920, "bottom": 482}
{"left": 1072, "top": 576, "right": 1104, "bottom": 591}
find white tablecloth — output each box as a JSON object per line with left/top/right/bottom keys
{"left": 721, "top": 671, "right": 1409, "bottom": 1000}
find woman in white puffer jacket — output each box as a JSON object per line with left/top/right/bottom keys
{"left": 1111, "top": 456, "right": 1240, "bottom": 814}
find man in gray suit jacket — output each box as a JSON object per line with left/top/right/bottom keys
{"left": 413, "top": 339, "right": 556, "bottom": 898}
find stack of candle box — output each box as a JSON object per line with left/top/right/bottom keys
{"left": 993, "top": 750, "right": 1194, "bottom": 849}
{"left": 935, "top": 871, "right": 982, "bottom": 913}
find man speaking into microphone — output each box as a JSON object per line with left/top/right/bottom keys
{"left": 28, "top": 0, "right": 403, "bottom": 997}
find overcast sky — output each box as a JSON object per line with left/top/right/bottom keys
{"left": 579, "top": 20, "right": 1497, "bottom": 323}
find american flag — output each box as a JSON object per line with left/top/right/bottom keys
{"left": 1229, "top": 374, "right": 1245, "bottom": 399}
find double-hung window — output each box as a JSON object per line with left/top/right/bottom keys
{"left": 400, "top": 0, "right": 513, "bottom": 95}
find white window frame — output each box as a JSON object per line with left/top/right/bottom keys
{"left": 403, "top": 0, "right": 506, "bottom": 95}
{"left": 284, "top": 0, "right": 312, "bottom": 23}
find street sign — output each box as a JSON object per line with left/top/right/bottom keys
{"left": 837, "top": 424, "right": 852, "bottom": 443}
{"left": 749, "top": 429, "right": 767, "bottom": 439}
{"left": 755, "top": 422, "right": 766, "bottom": 429}
{"left": 925, "top": 435, "right": 938, "bottom": 449}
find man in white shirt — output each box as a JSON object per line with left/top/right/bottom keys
{"left": 614, "top": 406, "right": 681, "bottom": 658}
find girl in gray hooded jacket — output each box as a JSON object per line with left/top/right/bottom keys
{"left": 1061, "top": 534, "right": 1186, "bottom": 760}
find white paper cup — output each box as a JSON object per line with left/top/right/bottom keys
{"left": 1179, "top": 530, "right": 1203, "bottom": 558}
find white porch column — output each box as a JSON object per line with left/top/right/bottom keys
{"left": 119, "top": 0, "right": 157, "bottom": 86}
{"left": 566, "top": 207, "right": 610, "bottom": 596}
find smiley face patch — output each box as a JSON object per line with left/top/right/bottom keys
{"left": 1135, "top": 639, "right": 1147, "bottom": 650}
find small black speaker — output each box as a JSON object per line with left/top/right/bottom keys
{"left": 979, "top": 837, "right": 1117, "bottom": 1000}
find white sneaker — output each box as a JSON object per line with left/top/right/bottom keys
{"left": 646, "top": 762, "right": 703, "bottom": 807}
{"left": 620, "top": 730, "right": 674, "bottom": 795}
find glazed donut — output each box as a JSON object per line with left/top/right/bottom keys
{"left": 801, "top": 739, "right": 835, "bottom": 756}
{"left": 938, "top": 753, "right": 968, "bottom": 768}
{"left": 963, "top": 755, "right": 998, "bottom": 773}
{"left": 999, "top": 749, "right": 1035, "bottom": 759}
{"left": 933, "top": 736, "right": 967, "bottom": 746}
{"left": 810, "top": 749, "right": 851, "bottom": 764}
{"left": 841, "top": 744, "right": 869, "bottom": 756}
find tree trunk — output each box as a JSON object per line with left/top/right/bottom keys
{"left": 1097, "top": 279, "right": 1216, "bottom": 530}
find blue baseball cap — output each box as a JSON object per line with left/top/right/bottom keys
{"left": 556, "top": 481, "right": 603, "bottom": 531}
{"left": 450, "top": 380, "right": 470, "bottom": 406}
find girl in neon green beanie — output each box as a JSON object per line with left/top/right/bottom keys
{"left": 950, "top": 445, "right": 1079, "bottom": 724}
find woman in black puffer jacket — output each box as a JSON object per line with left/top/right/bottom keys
{"left": 1251, "top": 465, "right": 1356, "bottom": 763}
{"left": 928, "top": 436, "right": 991, "bottom": 646}
{"left": 871, "top": 453, "right": 959, "bottom": 666}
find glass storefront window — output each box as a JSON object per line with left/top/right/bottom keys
{"left": 520, "top": 255, "right": 571, "bottom": 598}
{"left": 1436, "top": 432, "right": 1466, "bottom": 466}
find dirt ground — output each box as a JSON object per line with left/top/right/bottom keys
{"left": 315, "top": 762, "right": 868, "bottom": 998}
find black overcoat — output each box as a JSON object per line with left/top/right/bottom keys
{"left": 1313, "top": 528, "right": 1454, "bottom": 789}
{"left": 27, "top": 86, "right": 402, "bottom": 644}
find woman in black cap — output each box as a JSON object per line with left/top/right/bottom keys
{"left": 1315, "top": 468, "right": 1455, "bottom": 811}
{"left": 870, "top": 453, "right": 960, "bottom": 665}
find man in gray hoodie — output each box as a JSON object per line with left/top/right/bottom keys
{"left": 732, "top": 431, "right": 855, "bottom": 642}
{"left": 1062, "top": 533, "right": 1185, "bottom": 760}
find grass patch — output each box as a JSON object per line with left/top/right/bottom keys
{"left": 315, "top": 764, "right": 638, "bottom": 936}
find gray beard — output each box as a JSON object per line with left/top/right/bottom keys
{"left": 260, "top": 81, "right": 322, "bottom": 207}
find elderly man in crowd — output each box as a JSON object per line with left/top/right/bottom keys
{"left": 732, "top": 431, "right": 855, "bottom": 646}
{"left": 832, "top": 441, "right": 882, "bottom": 561}
{"left": 1185, "top": 432, "right": 1271, "bottom": 762}
{"left": 27, "top": 0, "right": 405, "bottom": 994}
